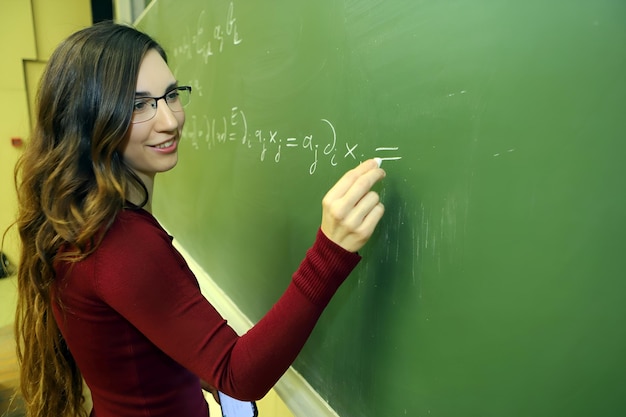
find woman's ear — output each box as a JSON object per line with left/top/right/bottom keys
{"left": 0, "top": 252, "right": 15, "bottom": 278}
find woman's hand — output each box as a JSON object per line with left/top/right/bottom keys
{"left": 321, "top": 159, "right": 386, "bottom": 252}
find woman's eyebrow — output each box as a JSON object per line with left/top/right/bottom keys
{"left": 135, "top": 82, "right": 179, "bottom": 97}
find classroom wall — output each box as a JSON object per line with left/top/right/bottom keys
{"left": 0, "top": 0, "right": 34, "bottom": 265}
{"left": 0, "top": 0, "right": 92, "bottom": 266}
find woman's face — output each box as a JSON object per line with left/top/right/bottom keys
{"left": 120, "top": 49, "right": 185, "bottom": 184}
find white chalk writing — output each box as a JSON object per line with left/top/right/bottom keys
{"left": 173, "top": 2, "right": 242, "bottom": 63}
{"left": 183, "top": 105, "right": 402, "bottom": 175}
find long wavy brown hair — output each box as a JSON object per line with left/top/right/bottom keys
{"left": 14, "top": 22, "right": 166, "bottom": 417}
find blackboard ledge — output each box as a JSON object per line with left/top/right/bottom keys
{"left": 172, "top": 238, "right": 339, "bottom": 417}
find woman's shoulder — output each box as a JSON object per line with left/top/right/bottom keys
{"left": 115, "top": 208, "right": 166, "bottom": 231}
{"left": 115, "top": 207, "right": 162, "bottom": 228}
{"left": 87, "top": 209, "right": 191, "bottom": 300}
{"left": 102, "top": 208, "right": 172, "bottom": 252}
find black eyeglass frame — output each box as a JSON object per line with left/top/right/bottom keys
{"left": 131, "top": 85, "right": 193, "bottom": 123}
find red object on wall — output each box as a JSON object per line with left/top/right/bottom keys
{"left": 11, "top": 137, "right": 23, "bottom": 147}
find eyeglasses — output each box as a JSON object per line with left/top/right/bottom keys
{"left": 131, "top": 86, "right": 192, "bottom": 123}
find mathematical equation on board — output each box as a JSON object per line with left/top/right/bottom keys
{"left": 172, "top": 2, "right": 242, "bottom": 64}
{"left": 183, "top": 107, "right": 402, "bottom": 175}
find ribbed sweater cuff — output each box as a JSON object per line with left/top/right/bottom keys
{"left": 292, "top": 229, "right": 361, "bottom": 307}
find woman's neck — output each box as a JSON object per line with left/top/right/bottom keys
{"left": 127, "top": 172, "right": 154, "bottom": 212}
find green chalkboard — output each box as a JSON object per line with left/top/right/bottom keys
{"left": 137, "top": 1, "right": 626, "bottom": 416}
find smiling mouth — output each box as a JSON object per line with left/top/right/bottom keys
{"left": 152, "top": 139, "right": 176, "bottom": 149}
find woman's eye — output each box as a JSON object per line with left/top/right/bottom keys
{"left": 166, "top": 91, "right": 180, "bottom": 102}
{"left": 133, "top": 100, "right": 149, "bottom": 112}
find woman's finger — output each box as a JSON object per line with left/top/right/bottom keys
{"left": 323, "top": 159, "right": 381, "bottom": 203}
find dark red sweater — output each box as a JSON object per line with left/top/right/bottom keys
{"left": 52, "top": 208, "right": 360, "bottom": 417}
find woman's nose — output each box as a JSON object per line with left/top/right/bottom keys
{"left": 153, "top": 98, "right": 180, "bottom": 130}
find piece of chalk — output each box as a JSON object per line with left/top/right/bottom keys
{"left": 374, "top": 157, "right": 382, "bottom": 167}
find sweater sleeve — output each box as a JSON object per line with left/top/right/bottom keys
{"left": 95, "top": 213, "right": 360, "bottom": 401}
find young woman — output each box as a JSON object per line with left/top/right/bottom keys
{"left": 14, "top": 22, "right": 385, "bottom": 417}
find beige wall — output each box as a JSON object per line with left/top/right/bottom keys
{"left": 0, "top": 0, "right": 35, "bottom": 263}
{"left": 0, "top": 0, "right": 92, "bottom": 264}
